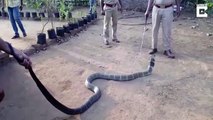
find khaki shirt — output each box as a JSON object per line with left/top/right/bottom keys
{"left": 103, "top": 0, "right": 119, "bottom": 11}
{"left": 154, "top": 0, "right": 175, "bottom": 5}
{"left": 6, "top": 0, "right": 20, "bottom": 8}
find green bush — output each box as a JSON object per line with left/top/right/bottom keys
{"left": 58, "top": 0, "right": 73, "bottom": 20}
{"left": 188, "top": 0, "right": 213, "bottom": 15}
{"left": 205, "top": 0, "right": 213, "bottom": 15}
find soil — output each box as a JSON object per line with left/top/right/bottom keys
{"left": 0, "top": 10, "right": 212, "bottom": 120}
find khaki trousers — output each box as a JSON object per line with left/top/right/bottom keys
{"left": 103, "top": 8, "right": 118, "bottom": 41}
{"left": 152, "top": 6, "right": 174, "bottom": 50}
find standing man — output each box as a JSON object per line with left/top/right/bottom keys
{"left": 89, "top": 0, "right": 96, "bottom": 14}
{"left": 0, "top": 37, "right": 32, "bottom": 103}
{"left": 2, "top": 0, "right": 27, "bottom": 39}
{"left": 100, "top": 0, "right": 122, "bottom": 45}
{"left": 145, "top": 0, "right": 181, "bottom": 59}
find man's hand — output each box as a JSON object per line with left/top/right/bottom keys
{"left": 145, "top": 11, "right": 150, "bottom": 20}
{"left": 18, "top": 53, "right": 32, "bottom": 69}
{"left": 19, "top": 5, "right": 23, "bottom": 11}
{"left": 15, "top": 50, "right": 32, "bottom": 69}
{"left": 1, "top": 7, "right": 5, "bottom": 12}
{"left": 101, "top": 10, "right": 105, "bottom": 16}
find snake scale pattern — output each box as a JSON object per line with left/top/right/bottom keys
{"left": 8, "top": 42, "right": 155, "bottom": 115}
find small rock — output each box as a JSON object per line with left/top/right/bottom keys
{"left": 206, "top": 33, "right": 212, "bottom": 36}
{"left": 187, "top": 17, "right": 191, "bottom": 20}
{"left": 181, "top": 17, "right": 187, "bottom": 20}
{"left": 42, "top": 48, "right": 47, "bottom": 51}
{"left": 99, "top": 65, "right": 105, "bottom": 68}
{"left": 196, "top": 24, "right": 199, "bottom": 27}
{"left": 8, "top": 104, "right": 15, "bottom": 107}
{"left": 206, "top": 21, "right": 211, "bottom": 24}
{"left": 191, "top": 26, "right": 196, "bottom": 29}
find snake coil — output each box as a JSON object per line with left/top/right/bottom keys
{"left": 7, "top": 42, "right": 155, "bottom": 115}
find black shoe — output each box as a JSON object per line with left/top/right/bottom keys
{"left": 12, "top": 35, "right": 20, "bottom": 39}
{"left": 23, "top": 33, "right": 27, "bottom": 37}
{"left": 163, "top": 50, "right": 175, "bottom": 59}
{"left": 149, "top": 48, "right": 158, "bottom": 54}
{"left": 104, "top": 40, "right": 109, "bottom": 45}
{"left": 112, "top": 39, "right": 120, "bottom": 43}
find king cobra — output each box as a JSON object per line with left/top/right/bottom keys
{"left": 7, "top": 40, "right": 155, "bottom": 115}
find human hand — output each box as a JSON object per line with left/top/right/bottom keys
{"left": 19, "top": 5, "right": 23, "bottom": 11}
{"left": 144, "top": 11, "right": 150, "bottom": 24}
{"left": 1, "top": 7, "right": 5, "bottom": 12}
{"left": 144, "top": 11, "right": 150, "bottom": 19}
{"left": 16, "top": 51, "right": 32, "bottom": 69}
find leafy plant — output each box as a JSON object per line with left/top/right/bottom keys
{"left": 58, "top": 0, "right": 73, "bottom": 20}
{"left": 186, "top": 0, "right": 213, "bottom": 15}
{"left": 205, "top": 0, "right": 213, "bottom": 15}
{"left": 24, "top": 0, "right": 45, "bottom": 11}
{"left": 69, "top": 17, "right": 77, "bottom": 23}
{"left": 76, "top": 11, "right": 84, "bottom": 20}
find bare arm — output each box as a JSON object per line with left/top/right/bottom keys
{"left": 145, "top": 0, "right": 154, "bottom": 14}
{"left": 2, "top": 0, "right": 5, "bottom": 9}
{"left": 2, "top": 0, "right": 5, "bottom": 7}
{"left": 0, "top": 38, "right": 24, "bottom": 57}
{"left": 19, "top": 0, "right": 23, "bottom": 10}
{"left": 100, "top": 0, "right": 104, "bottom": 11}
{"left": 0, "top": 38, "right": 11, "bottom": 54}
{"left": 0, "top": 38, "right": 32, "bottom": 68}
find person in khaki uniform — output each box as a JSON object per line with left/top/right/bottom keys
{"left": 100, "top": 0, "right": 122, "bottom": 45}
{"left": 145, "top": 0, "right": 181, "bottom": 59}
{"left": 2, "top": 0, "right": 27, "bottom": 39}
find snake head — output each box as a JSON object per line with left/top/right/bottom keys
{"left": 150, "top": 55, "right": 155, "bottom": 67}
{"left": 147, "top": 55, "right": 155, "bottom": 73}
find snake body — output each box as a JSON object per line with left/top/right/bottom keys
{"left": 8, "top": 42, "right": 155, "bottom": 115}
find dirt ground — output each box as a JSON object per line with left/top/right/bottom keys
{"left": 0, "top": 10, "right": 212, "bottom": 120}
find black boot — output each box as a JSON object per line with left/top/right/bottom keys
{"left": 12, "top": 35, "right": 20, "bottom": 39}
{"left": 149, "top": 48, "right": 158, "bottom": 54}
{"left": 163, "top": 50, "right": 175, "bottom": 59}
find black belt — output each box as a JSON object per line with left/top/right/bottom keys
{"left": 105, "top": 3, "right": 117, "bottom": 7}
{"left": 154, "top": 4, "right": 173, "bottom": 8}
